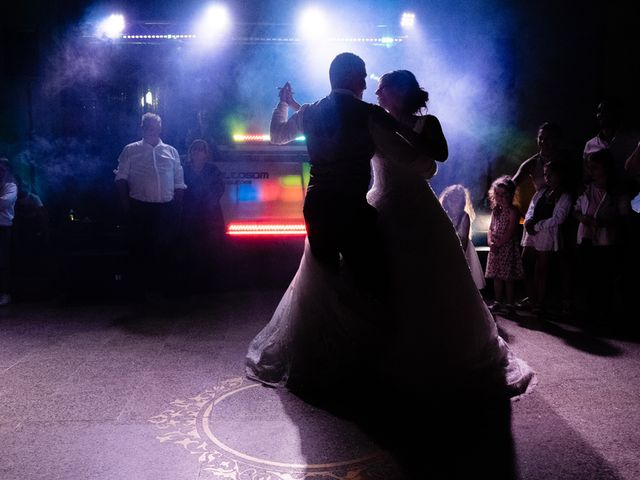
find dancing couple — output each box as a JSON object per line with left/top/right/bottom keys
{"left": 245, "top": 51, "right": 534, "bottom": 478}
{"left": 247, "top": 51, "right": 533, "bottom": 396}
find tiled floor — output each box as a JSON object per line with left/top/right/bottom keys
{"left": 1, "top": 291, "right": 639, "bottom": 479}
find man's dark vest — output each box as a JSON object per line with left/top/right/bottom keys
{"left": 302, "top": 92, "right": 378, "bottom": 200}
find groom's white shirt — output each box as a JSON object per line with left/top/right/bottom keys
{"left": 269, "top": 100, "right": 307, "bottom": 145}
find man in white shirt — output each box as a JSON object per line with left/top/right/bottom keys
{"left": 114, "top": 113, "right": 186, "bottom": 300}
{"left": 583, "top": 101, "right": 639, "bottom": 190}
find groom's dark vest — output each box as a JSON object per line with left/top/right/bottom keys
{"left": 302, "top": 92, "right": 381, "bottom": 201}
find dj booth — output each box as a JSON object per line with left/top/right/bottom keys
{"left": 199, "top": 142, "right": 310, "bottom": 290}
{"left": 216, "top": 143, "right": 309, "bottom": 238}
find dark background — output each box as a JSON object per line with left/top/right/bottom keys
{"left": 2, "top": 1, "right": 638, "bottom": 214}
{"left": 0, "top": 2, "right": 638, "bottom": 299}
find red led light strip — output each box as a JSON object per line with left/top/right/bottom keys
{"left": 226, "top": 223, "right": 307, "bottom": 236}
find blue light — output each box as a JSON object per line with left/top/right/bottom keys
{"left": 238, "top": 184, "right": 259, "bottom": 202}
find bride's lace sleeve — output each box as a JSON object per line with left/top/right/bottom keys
{"left": 369, "top": 113, "right": 414, "bottom": 160}
{"left": 368, "top": 112, "right": 437, "bottom": 179}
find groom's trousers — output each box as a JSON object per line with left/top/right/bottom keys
{"left": 303, "top": 191, "right": 384, "bottom": 297}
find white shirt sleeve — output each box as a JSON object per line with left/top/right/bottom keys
{"left": 270, "top": 102, "right": 306, "bottom": 145}
{"left": 574, "top": 192, "right": 587, "bottom": 214}
{"left": 114, "top": 146, "right": 130, "bottom": 181}
{"left": 534, "top": 193, "right": 572, "bottom": 232}
{"left": 0, "top": 182, "right": 18, "bottom": 207}
{"left": 171, "top": 147, "right": 187, "bottom": 190}
{"left": 524, "top": 190, "right": 542, "bottom": 223}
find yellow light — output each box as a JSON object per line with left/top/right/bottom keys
{"left": 280, "top": 175, "right": 302, "bottom": 187}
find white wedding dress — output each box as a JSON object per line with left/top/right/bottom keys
{"left": 246, "top": 118, "right": 535, "bottom": 398}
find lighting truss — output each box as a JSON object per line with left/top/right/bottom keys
{"left": 82, "top": 21, "right": 407, "bottom": 46}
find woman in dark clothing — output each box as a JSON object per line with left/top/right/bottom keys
{"left": 181, "top": 139, "right": 225, "bottom": 291}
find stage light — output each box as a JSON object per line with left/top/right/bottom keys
{"left": 232, "top": 133, "right": 306, "bottom": 143}
{"left": 474, "top": 213, "right": 491, "bottom": 233}
{"left": 226, "top": 222, "right": 307, "bottom": 236}
{"left": 237, "top": 184, "right": 259, "bottom": 202}
{"left": 380, "top": 36, "right": 394, "bottom": 46}
{"left": 145, "top": 91, "right": 153, "bottom": 105}
{"left": 97, "top": 14, "right": 125, "bottom": 39}
{"left": 232, "top": 134, "right": 270, "bottom": 142}
{"left": 195, "top": 4, "right": 232, "bottom": 41}
{"left": 297, "top": 6, "right": 328, "bottom": 40}
{"left": 400, "top": 12, "right": 415, "bottom": 29}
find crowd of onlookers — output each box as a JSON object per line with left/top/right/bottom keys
{"left": 440, "top": 101, "right": 640, "bottom": 326}
{"left": 113, "top": 112, "right": 226, "bottom": 302}
{"left": 0, "top": 157, "right": 50, "bottom": 306}
{"left": 0, "top": 112, "right": 227, "bottom": 306}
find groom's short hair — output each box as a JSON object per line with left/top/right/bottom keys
{"left": 329, "top": 53, "right": 366, "bottom": 89}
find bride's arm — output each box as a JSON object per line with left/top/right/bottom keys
{"left": 412, "top": 115, "right": 448, "bottom": 162}
{"left": 368, "top": 107, "right": 436, "bottom": 166}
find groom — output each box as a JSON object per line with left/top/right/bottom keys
{"left": 270, "top": 52, "right": 420, "bottom": 295}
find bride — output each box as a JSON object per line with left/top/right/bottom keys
{"left": 245, "top": 69, "right": 534, "bottom": 399}
{"left": 368, "top": 70, "right": 534, "bottom": 395}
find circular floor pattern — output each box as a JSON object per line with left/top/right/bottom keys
{"left": 149, "top": 376, "right": 400, "bottom": 479}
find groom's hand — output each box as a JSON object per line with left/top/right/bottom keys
{"left": 278, "top": 82, "right": 291, "bottom": 103}
{"left": 277, "top": 82, "right": 301, "bottom": 112}
{"left": 278, "top": 82, "right": 292, "bottom": 103}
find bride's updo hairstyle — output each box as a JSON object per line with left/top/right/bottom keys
{"left": 381, "top": 70, "right": 430, "bottom": 114}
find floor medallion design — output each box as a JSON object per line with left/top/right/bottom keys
{"left": 149, "top": 376, "right": 399, "bottom": 479}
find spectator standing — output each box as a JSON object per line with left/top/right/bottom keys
{"left": 520, "top": 161, "right": 572, "bottom": 315}
{"left": 114, "top": 113, "right": 186, "bottom": 301}
{"left": 180, "top": 139, "right": 225, "bottom": 291}
{"left": 0, "top": 158, "right": 18, "bottom": 306}
{"left": 574, "top": 149, "right": 631, "bottom": 322}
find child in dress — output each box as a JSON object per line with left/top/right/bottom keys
{"left": 521, "top": 160, "right": 572, "bottom": 314}
{"left": 439, "top": 184, "right": 486, "bottom": 290}
{"left": 485, "top": 176, "right": 523, "bottom": 314}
